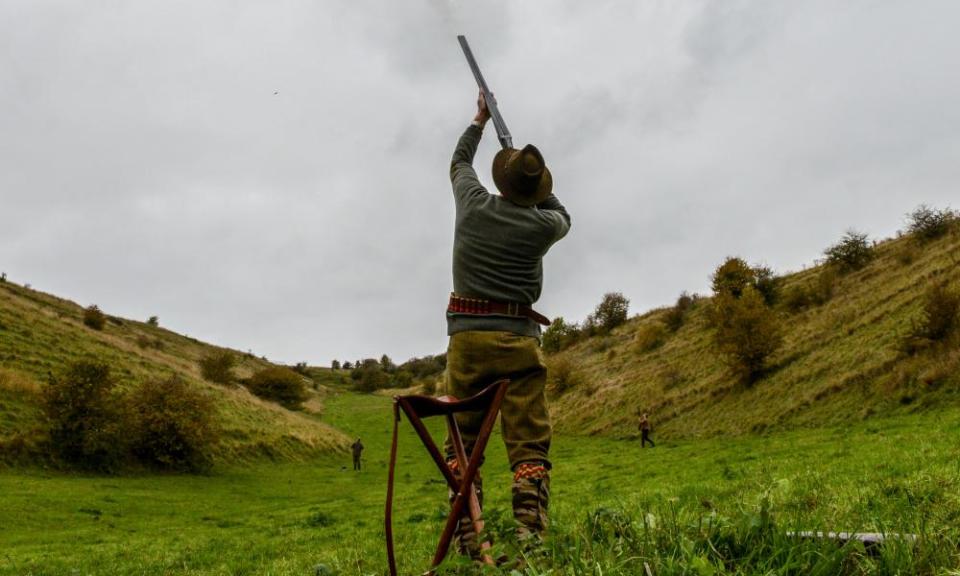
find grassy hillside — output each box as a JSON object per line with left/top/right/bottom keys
{"left": 548, "top": 222, "right": 960, "bottom": 439}
{"left": 0, "top": 280, "right": 350, "bottom": 465}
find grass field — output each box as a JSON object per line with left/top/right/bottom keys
{"left": 2, "top": 390, "right": 959, "bottom": 575}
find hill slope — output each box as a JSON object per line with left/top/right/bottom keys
{"left": 0, "top": 281, "right": 350, "bottom": 464}
{"left": 548, "top": 224, "right": 960, "bottom": 439}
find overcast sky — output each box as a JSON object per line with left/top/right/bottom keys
{"left": 2, "top": 1, "right": 958, "bottom": 365}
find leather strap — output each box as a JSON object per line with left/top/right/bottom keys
{"left": 447, "top": 293, "right": 551, "bottom": 326}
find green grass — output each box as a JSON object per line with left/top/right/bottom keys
{"left": 2, "top": 390, "right": 958, "bottom": 575}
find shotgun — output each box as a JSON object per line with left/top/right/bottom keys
{"left": 457, "top": 35, "right": 513, "bottom": 150}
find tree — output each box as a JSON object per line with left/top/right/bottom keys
{"left": 342, "top": 361, "right": 353, "bottom": 370}
{"left": 147, "top": 316, "right": 159, "bottom": 327}
{"left": 542, "top": 317, "right": 580, "bottom": 353}
{"left": 127, "top": 375, "right": 219, "bottom": 471}
{"left": 380, "top": 354, "right": 396, "bottom": 373}
{"left": 42, "top": 360, "right": 126, "bottom": 470}
{"left": 247, "top": 367, "right": 308, "bottom": 409}
{"left": 824, "top": 230, "right": 873, "bottom": 273}
{"left": 331, "top": 360, "right": 341, "bottom": 370}
{"left": 906, "top": 204, "right": 955, "bottom": 241}
{"left": 591, "top": 292, "right": 629, "bottom": 334}
{"left": 713, "top": 286, "right": 783, "bottom": 384}
{"left": 712, "top": 258, "right": 779, "bottom": 305}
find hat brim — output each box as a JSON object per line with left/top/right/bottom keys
{"left": 492, "top": 148, "right": 553, "bottom": 207}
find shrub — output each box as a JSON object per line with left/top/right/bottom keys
{"left": 331, "top": 360, "right": 341, "bottom": 370}
{"left": 591, "top": 292, "right": 629, "bottom": 334}
{"left": 247, "top": 367, "right": 308, "bottom": 409}
{"left": 542, "top": 317, "right": 580, "bottom": 353}
{"left": 392, "top": 370, "right": 413, "bottom": 388}
{"left": 147, "top": 316, "right": 159, "bottom": 326}
{"left": 547, "top": 357, "right": 581, "bottom": 396}
{"left": 136, "top": 335, "right": 165, "bottom": 350}
{"left": 198, "top": 351, "right": 236, "bottom": 385}
{"left": 905, "top": 281, "right": 960, "bottom": 349}
{"left": 713, "top": 286, "right": 783, "bottom": 384}
{"left": 634, "top": 322, "right": 667, "bottom": 353}
{"left": 342, "top": 361, "right": 353, "bottom": 370}
{"left": 351, "top": 360, "right": 390, "bottom": 393}
{"left": 781, "top": 284, "right": 812, "bottom": 313}
{"left": 42, "top": 360, "right": 126, "bottom": 470}
{"left": 663, "top": 292, "right": 694, "bottom": 332}
{"left": 711, "top": 258, "right": 779, "bottom": 305}
{"left": 906, "top": 204, "right": 955, "bottom": 242}
{"left": 292, "top": 362, "right": 310, "bottom": 376}
{"left": 127, "top": 375, "right": 219, "bottom": 471}
{"left": 711, "top": 258, "right": 755, "bottom": 298}
{"left": 83, "top": 305, "right": 106, "bottom": 330}
{"left": 824, "top": 230, "right": 873, "bottom": 273}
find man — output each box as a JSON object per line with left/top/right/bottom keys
{"left": 351, "top": 438, "right": 363, "bottom": 471}
{"left": 443, "top": 91, "right": 571, "bottom": 556}
{"left": 638, "top": 413, "right": 654, "bottom": 448}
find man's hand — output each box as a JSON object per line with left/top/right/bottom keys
{"left": 474, "top": 90, "right": 491, "bottom": 126}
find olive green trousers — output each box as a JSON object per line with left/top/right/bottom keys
{"left": 443, "top": 331, "right": 552, "bottom": 469}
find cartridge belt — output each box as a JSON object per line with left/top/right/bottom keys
{"left": 447, "top": 293, "right": 551, "bottom": 326}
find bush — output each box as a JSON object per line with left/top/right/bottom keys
{"left": 392, "top": 370, "right": 413, "bottom": 388}
{"left": 712, "top": 258, "right": 755, "bottom": 298}
{"left": 547, "top": 357, "right": 581, "bottom": 396}
{"left": 663, "top": 292, "right": 694, "bottom": 332}
{"left": 248, "top": 367, "right": 308, "bottom": 409}
{"left": 824, "top": 230, "right": 873, "bottom": 273}
{"left": 634, "top": 322, "right": 667, "bottom": 353}
{"left": 904, "top": 281, "right": 960, "bottom": 352}
{"left": 906, "top": 205, "right": 955, "bottom": 242}
{"left": 198, "top": 351, "right": 236, "bottom": 385}
{"left": 147, "top": 316, "right": 159, "bottom": 326}
{"left": 542, "top": 317, "right": 581, "bottom": 353}
{"left": 128, "top": 375, "right": 219, "bottom": 471}
{"left": 713, "top": 286, "right": 783, "bottom": 384}
{"left": 331, "top": 360, "right": 341, "bottom": 370}
{"left": 42, "top": 361, "right": 126, "bottom": 470}
{"left": 83, "top": 305, "right": 106, "bottom": 330}
{"left": 591, "top": 292, "right": 629, "bottom": 334}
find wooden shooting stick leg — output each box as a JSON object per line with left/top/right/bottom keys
{"left": 429, "top": 382, "right": 507, "bottom": 572}
{"left": 446, "top": 414, "right": 494, "bottom": 566}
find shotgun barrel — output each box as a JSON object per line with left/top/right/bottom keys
{"left": 457, "top": 35, "right": 513, "bottom": 149}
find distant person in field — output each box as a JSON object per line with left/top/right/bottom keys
{"left": 351, "top": 438, "right": 364, "bottom": 471}
{"left": 443, "top": 91, "right": 571, "bottom": 557}
{"left": 638, "top": 413, "right": 654, "bottom": 448}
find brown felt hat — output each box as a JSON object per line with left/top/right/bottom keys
{"left": 492, "top": 144, "right": 553, "bottom": 207}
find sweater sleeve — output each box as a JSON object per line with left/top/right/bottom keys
{"left": 536, "top": 194, "right": 572, "bottom": 241}
{"left": 450, "top": 124, "right": 488, "bottom": 204}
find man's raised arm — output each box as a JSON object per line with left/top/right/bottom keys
{"left": 450, "top": 92, "right": 492, "bottom": 202}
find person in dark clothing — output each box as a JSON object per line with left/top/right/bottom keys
{"left": 638, "top": 414, "right": 654, "bottom": 448}
{"left": 351, "top": 438, "right": 364, "bottom": 470}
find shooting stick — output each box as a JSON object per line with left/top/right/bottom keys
{"left": 385, "top": 379, "right": 509, "bottom": 575}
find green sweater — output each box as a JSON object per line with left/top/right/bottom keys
{"left": 447, "top": 124, "right": 571, "bottom": 337}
